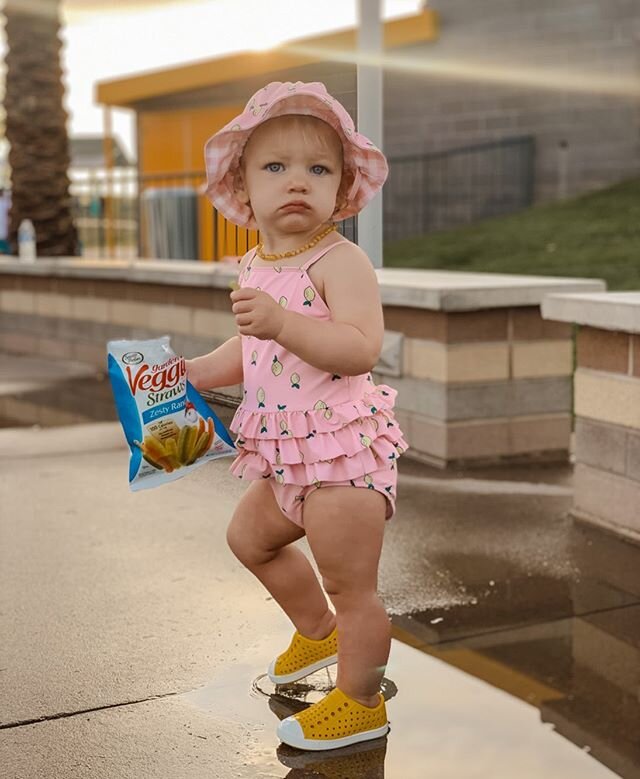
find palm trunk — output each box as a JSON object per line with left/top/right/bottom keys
{"left": 4, "top": 0, "right": 78, "bottom": 256}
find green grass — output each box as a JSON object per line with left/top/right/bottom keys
{"left": 383, "top": 177, "right": 640, "bottom": 291}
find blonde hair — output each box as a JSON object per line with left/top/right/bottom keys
{"left": 240, "top": 114, "right": 344, "bottom": 169}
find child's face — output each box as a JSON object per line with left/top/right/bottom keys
{"left": 237, "top": 116, "right": 344, "bottom": 233}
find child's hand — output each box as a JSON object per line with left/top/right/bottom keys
{"left": 231, "top": 287, "right": 286, "bottom": 340}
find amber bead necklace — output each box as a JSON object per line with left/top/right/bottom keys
{"left": 255, "top": 223, "right": 337, "bottom": 261}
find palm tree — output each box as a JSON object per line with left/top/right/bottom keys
{"left": 3, "top": 0, "right": 77, "bottom": 256}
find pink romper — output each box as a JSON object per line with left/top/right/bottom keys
{"left": 228, "top": 242, "right": 409, "bottom": 528}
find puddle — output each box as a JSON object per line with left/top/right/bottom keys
{"left": 178, "top": 517, "right": 639, "bottom": 778}
{"left": 179, "top": 633, "right": 629, "bottom": 779}
{"left": 180, "top": 663, "right": 397, "bottom": 778}
{"left": 387, "top": 521, "right": 640, "bottom": 779}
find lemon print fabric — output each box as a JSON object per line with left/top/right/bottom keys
{"left": 359, "top": 433, "right": 373, "bottom": 448}
{"left": 250, "top": 350, "right": 258, "bottom": 366}
{"left": 257, "top": 387, "right": 266, "bottom": 408}
{"left": 290, "top": 372, "right": 301, "bottom": 389}
{"left": 313, "top": 399, "right": 332, "bottom": 420}
{"left": 271, "top": 355, "right": 283, "bottom": 376}
{"left": 303, "top": 287, "right": 315, "bottom": 306}
{"left": 278, "top": 296, "right": 288, "bottom": 308}
{"left": 279, "top": 420, "right": 292, "bottom": 437}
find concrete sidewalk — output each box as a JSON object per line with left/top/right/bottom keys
{"left": 0, "top": 422, "right": 304, "bottom": 777}
{"left": 1, "top": 421, "right": 634, "bottom": 779}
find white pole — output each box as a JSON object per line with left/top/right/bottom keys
{"left": 357, "top": 0, "right": 384, "bottom": 268}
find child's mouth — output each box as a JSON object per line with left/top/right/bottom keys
{"left": 280, "top": 202, "right": 310, "bottom": 212}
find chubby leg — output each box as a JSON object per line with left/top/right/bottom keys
{"left": 226, "top": 479, "right": 335, "bottom": 640}
{"left": 303, "top": 486, "right": 390, "bottom": 707}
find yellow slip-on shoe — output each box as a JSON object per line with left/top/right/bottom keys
{"left": 276, "top": 687, "right": 389, "bottom": 751}
{"left": 268, "top": 626, "right": 338, "bottom": 684}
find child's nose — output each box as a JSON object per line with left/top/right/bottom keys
{"left": 287, "top": 170, "right": 310, "bottom": 192}
{"left": 288, "top": 180, "right": 309, "bottom": 193}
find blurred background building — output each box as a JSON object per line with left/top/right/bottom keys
{"left": 88, "top": 1, "right": 640, "bottom": 261}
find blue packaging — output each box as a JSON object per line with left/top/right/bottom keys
{"left": 107, "top": 335, "right": 236, "bottom": 491}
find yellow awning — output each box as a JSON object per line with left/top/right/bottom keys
{"left": 96, "top": 9, "right": 439, "bottom": 108}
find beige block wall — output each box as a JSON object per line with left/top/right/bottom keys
{"left": 512, "top": 341, "right": 573, "bottom": 379}
{"left": 405, "top": 412, "right": 571, "bottom": 464}
{"left": 569, "top": 325, "right": 640, "bottom": 540}
{"left": 403, "top": 335, "right": 573, "bottom": 385}
{"left": 404, "top": 340, "right": 511, "bottom": 383}
{"left": 0, "top": 274, "right": 574, "bottom": 467}
{"left": 575, "top": 370, "right": 640, "bottom": 430}
{"left": 574, "top": 463, "right": 640, "bottom": 541}
{"left": 1, "top": 289, "right": 37, "bottom": 314}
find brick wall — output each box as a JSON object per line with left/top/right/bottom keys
{"left": 0, "top": 266, "right": 577, "bottom": 468}
{"left": 572, "top": 325, "right": 640, "bottom": 538}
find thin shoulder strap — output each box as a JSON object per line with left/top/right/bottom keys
{"left": 300, "top": 239, "right": 347, "bottom": 272}
{"left": 238, "top": 246, "right": 258, "bottom": 274}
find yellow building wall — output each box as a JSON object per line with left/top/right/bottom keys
{"left": 139, "top": 104, "right": 258, "bottom": 261}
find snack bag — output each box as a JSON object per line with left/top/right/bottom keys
{"left": 107, "top": 336, "right": 236, "bottom": 491}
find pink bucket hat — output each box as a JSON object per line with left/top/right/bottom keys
{"left": 203, "top": 81, "right": 388, "bottom": 229}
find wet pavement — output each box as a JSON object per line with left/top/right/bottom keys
{"left": 1, "top": 354, "right": 639, "bottom": 778}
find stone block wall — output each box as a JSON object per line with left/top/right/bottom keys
{"left": 572, "top": 326, "right": 640, "bottom": 538}
{"left": 379, "top": 304, "right": 573, "bottom": 467}
{"left": 2, "top": 261, "right": 603, "bottom": 468}
{"left": 0, "top": 274, "right": 241, "bottom": 428}
{"left": 384, "top": 0, "right": 640, "bottom": 204}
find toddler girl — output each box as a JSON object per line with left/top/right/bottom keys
{"left": 187, "top": 81, "right": 408, "bottom": 751}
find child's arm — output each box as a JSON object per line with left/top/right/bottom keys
{"left": 187, "top": 254, "right": 252, "bottom": 390}
{"left": 186, "top": 335, "right": 243, "bottom": 390}
{"left": 231, "top": 243, "right": 383, "bottom": 376}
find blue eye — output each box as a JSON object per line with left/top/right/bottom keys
{"left": 311, "top": 165, "right": 328, "bottom": 175}
{"left": 266, "top": 162, "right": 283, "bottom": 172}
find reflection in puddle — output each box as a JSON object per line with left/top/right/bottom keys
{"left": 182, "top": 517, "right": 637, "bottom": 778}
{"left": 390, "top": 521, "right": 640, "bottom": 779}
{"left": 277, "top": 738, "right": 387, "bottom": 778}
{"left": 183, "top": 665, "right": 396, "bottom": 778}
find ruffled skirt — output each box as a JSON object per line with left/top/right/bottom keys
{"left": 228, "top": 384, "right": 409, "bottom": 485}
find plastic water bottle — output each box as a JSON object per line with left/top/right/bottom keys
{"left": 18, "top": 219, "right": 36, "bottom": 262}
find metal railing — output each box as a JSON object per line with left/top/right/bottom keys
{"left": 70, "top": 134, "right": 534, "bottom": 260}
{"left": 384, "top": 135, "right": 535, "bottom": 241}
{"left": 71, "top": 168, "right": 356, "bottom": 261}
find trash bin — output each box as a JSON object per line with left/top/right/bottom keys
{"left": 141, "top": 186, "right": 199, "bottom": 260}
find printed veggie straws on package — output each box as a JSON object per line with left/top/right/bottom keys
{"left": 107, "top": 336, "right": 236, "bottom": 490}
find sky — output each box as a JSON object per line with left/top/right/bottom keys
{"left": 0, "top": 0, "right": 424, "bottom": 162}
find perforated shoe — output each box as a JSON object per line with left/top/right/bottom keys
{"left": 268, "top": 626, "right": 338, "bottom": 684}
{"left": 277, "top": 687, "right": 389, "bottom": 751}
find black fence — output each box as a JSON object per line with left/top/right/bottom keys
{"left": 384, "top": 135, "right": 535, "bottom": 242}
{"left": 70, "top": 134, "right": 534, "bottom": 260}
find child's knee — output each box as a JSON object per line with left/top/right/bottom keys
{"left": 322, "top": 578, "right": 379, "bottom": 608}
{"left": 226, "top": 516, "right": 276, "bottom": 568}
